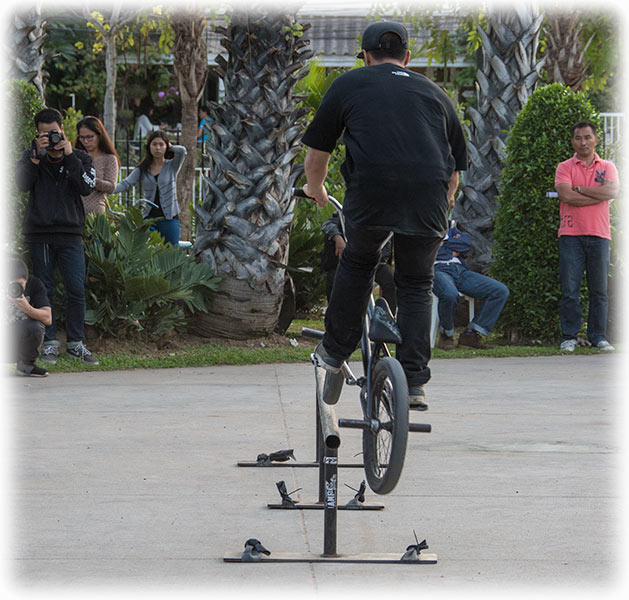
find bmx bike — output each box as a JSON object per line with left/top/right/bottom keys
{"left": 295, "top": 189, "right": 430, "bottom": 495}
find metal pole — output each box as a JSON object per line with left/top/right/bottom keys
{"left": 323, "top": 447, "right": 338, "bottom": 557}
{"left": 316, "top": 366, "right": 341, "bottom": 556}
{"left": 317, "top": 398, "right": 324, "bottom": 503}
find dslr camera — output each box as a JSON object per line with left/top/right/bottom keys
{"left": 8, "top": 281, "right": 25, "bottom": 299}
{"left": 47, "top": 130, "right": 64, "bottom": 146}
{"left": 30, "top": 130, "right": 64, "bottom": 159}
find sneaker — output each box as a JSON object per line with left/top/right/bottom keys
{"left": 16, "top": 362, "right": 48, "bottom": 377}
{"left": 458, "top": 329, "right": 490, "bottom": 350}
{"left": 594, "top": 340, "right": 615, "bottom": 352}
{"left": 438, "top": 333, "right": 455, "bottom": 351}
{"left": 311, "top": 342, "right": 343, "bottom": 374}
{"left": 408, "top": 386, "right": 428, "bottom": 411}
{"left": 560, "top": 339, "right": 577, "bottom": 352}
{"left": 66, "top": 341, "right": 99, "bottom": 365}
{"left": 40, "top": 342, "right": 59, "bottom": 365}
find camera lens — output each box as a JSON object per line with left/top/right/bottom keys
{"left": 8, "top": 281, "right": 25, "bottom": 298}
{"left": 48, "top": 131, "right": 63, "bottom": 145}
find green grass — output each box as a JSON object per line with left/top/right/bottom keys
{"left": 34, "top": 318, "right": 617, "bottom": 374}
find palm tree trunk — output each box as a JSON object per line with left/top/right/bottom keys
{"left": 12, "top": 7, "right": 49, "bottom": 101}
{"left": 452, "top": 6, "right": 545, "bottom": 273}
{"left": 191, "top": 8, "right": 313, "bottom": 339}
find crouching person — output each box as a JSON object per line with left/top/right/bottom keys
{"left": 7, "top": 257, "right": 52, "bottom": 377}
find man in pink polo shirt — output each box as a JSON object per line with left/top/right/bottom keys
{"left": 554, "top": 121, "right": 619, "bottom": 352}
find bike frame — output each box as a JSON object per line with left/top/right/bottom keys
{"left": 298, "top": 189, "right": 394, "bottom": 433}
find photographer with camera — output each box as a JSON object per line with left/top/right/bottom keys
{"left": 6, "top": 257, "right": 52, "bottom": 377}
{"left": 16, "top": 107, "right": 99, "bottom": 366}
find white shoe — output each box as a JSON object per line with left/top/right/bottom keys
{"left": 560, "top": 339, "right": 577, "bottom": 352}
{"left": 595, "top": 340, "right": 615, "bottom": 352}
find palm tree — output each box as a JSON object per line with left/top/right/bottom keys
{"left": 12, "top": 6, "right": 49, "bottom": 101}
{"left": 452, "top": 6, "right": 545, "bottom": 274}
{"left": 543, "top": 13, "right": 593, "bottom": 92}
{"left": 171, "top": 8, "right": 210, "bottom": 240}
{"left": 191, "top": 9, "right": 313, "bottom": 339}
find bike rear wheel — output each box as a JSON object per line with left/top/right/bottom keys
{"left": 362, "top": 357, "right": 409, "bottom": 494}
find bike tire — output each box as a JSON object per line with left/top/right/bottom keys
{"left": 362, "top": 357, "right": 409, "bottom": 494}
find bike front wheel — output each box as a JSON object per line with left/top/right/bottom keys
{"left": 362, "top": 357, "right": 409, "bottom": 494}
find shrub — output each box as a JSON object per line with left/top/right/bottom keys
{"left": 491, "top": 83, "right": 601, "bottom": 341}
{"left": 62, "top": 106, "right": 84, "bottom": 142}
{"left": 9, "top": 78, "right": 45, "bottom": 250}
{"left": 82, "top": 207, "right": 221, "bottom": 338}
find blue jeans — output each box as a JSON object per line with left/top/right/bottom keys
{"left": 28, "top": 243, "right": 86, "bottom": 343}
{"left": 151, "top": 218, "right": 180, "bottom": 246}
{"left": 559, "top": 235, "right": 610, "bottom": 344}
{"left": 323, "top": 219, "right": 442, "bottom": 388}
{"left": 433, "top": 263, "right": 509, "bottom": 337}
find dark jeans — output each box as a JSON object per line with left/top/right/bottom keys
{"left": 559, "top": 235, "right": 610, "bottom": 344}
{"left": 323, "top": 219, "right": 442, "bottom": 388}
{"left": 433, "top": 263, "right": 509, "bottom": 337}
{"left": 326, "top": 262, "right": 397, "bottom": 314}
{"left": 10, "top": 319, "right": 45, "bottom": 365}
{"left": 28, "top": 242, "right": 86, "bottom": 343}
{"left": 151, "top": 218, "right": 181, "bottom": 246}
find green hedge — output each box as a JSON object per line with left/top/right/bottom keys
{"left": 9, "top": 79, "right": 45, "bottom": 251}
{"left": 491, "top": 83, "right": 600, "bottom": 341}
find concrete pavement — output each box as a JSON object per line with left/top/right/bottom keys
{"left": 5, "top": 353, "right": 626, "bottom": 598}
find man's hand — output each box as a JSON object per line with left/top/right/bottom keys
{"left": 9, "top": 294, "right": 30, "bottom": 313}
{"left": 447, "top": 171, "right": 459, "bottom": 209}
{"left": 333, "top": 235, "right": 346, "bottom": 257}
{"left": 9, "top": 293, "right": 52, "bottom": 326}
{"left": 303, "top": 182, "right": 329, "bottom": 208}
{"left": 59, "top": 136, "right": 73, "bottom": 156}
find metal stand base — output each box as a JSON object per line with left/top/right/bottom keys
{"left": 224, "top": 552, "right": 438, "bottom": 564}
{"left": 267, "top": 501, "right": 384, "bottom": 511}
{"left": 236, "top": 461, "right": 362, "bottom": 468}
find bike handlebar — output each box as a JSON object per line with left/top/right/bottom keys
{"left": 292, "top": 188, "right": 343, "bottom": 213}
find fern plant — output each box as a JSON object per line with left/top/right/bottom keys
{"left": 83, "top": 207, "right": 221, "bottom": 337}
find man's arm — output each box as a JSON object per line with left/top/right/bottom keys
{"left": 303, "top": 147, "right": 331, "bottom": 208}
{"left": 555, "top": 183, "right": 605, "bottom": 206}
{"left": 447, "top": 171, "right": 459, "bottom": 209}
{"left": 65, "top": 150, "right": 96, "bottom": 196}
{"left": 10, "top": 296, "right": 52, "bottom": 326}
{"left": 577, "top": 179, "right": 619, "bottom": 201}
{"left": 16, "top": 151, "right": 39, "bottom": 192}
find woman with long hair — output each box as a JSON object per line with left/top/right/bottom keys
{"left": 74, "top": 116, "right": 120, "bottom": 215}
{"left": 114, "top": 130, "right": 187, "bottom": 246}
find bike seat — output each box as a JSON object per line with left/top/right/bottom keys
{"left": 368, "top": 298, "right": 403, "bottom": 344}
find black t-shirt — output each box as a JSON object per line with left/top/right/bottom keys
{"left": 147, "top": 174, "right": 165, "bottom": 219}
{"left": 8, "top": 276, "right": 50, "bottom": 323}
{"left": 302, "top": 62, "right": 468, "bottom": 236}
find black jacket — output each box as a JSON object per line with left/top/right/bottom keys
{"left": 16, "top": 148, "right": 95, "bottom": 239}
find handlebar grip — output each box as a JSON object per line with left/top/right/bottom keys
{"left": 293, "top": 188, "right": 310, "bottom": 198}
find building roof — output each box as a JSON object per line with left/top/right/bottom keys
{"left": 206, "top": 13, "right": 469, "bottom": 68}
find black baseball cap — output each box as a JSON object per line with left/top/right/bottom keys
{"left": 357, "top": 21, "right": 409, "bottom": 59}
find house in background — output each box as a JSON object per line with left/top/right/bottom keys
{"left": 202, "top": 9, "right": 472, "bottom": 104}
